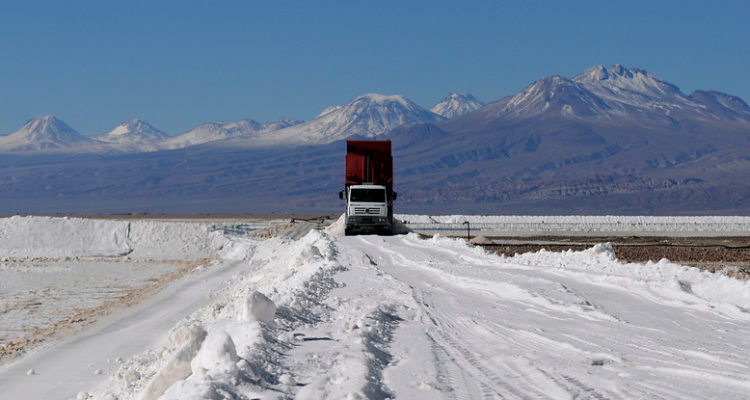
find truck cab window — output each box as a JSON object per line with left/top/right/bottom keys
{"left": 350, "top": 188, "right": 385, "bottom": 202}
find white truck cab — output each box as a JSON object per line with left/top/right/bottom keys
{"left": 343, "top": 184, "right": 391, "bottom": 235}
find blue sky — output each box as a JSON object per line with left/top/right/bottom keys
{"left": 1, "top": 0, "right": 748, "bottom": 136}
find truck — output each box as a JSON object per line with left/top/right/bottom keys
{"left": 339, "top": 139, "right": 397, "bottom": 235}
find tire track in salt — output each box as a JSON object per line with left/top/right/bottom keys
{"left": 354, "top": 236, "right": 575, "bottom": 399}
{"left": 380, "top": 235, "right": 750, "bottom": 399}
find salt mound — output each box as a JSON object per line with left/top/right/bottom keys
{"left": 470, "top": 234, "right": 493, "bottom": 245}
{"left": 324, "top": 214, "right": 346, "bottom": 236}
{"left": 190, "top": 330, "right": 239, "bottom": 377}
{"left": 141, "top": 324, "right": 207, "bottom": 400}
{"left": 589, "top": 243, "right": 617, "bottom": 261}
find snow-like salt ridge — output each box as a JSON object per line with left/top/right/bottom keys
{"left": 0, "top": 216, "right": 130, "bottom": 258}
{"left": 89, "top": 229, "right": 432, "bottom": 399}
{"left": 509, "top": 242, "right": 750, "bottom": 310}
{"left": 0, "top": 216, "right": 218, "bottom": 259}
{"left": 398, "top": 214, "right": 750, "bottom": 224}
{"left": 90, "top": 230, "right": 345, "bottom": 399}
{"left": 127, "top": 221, "right": 216, "bottom": 259}
{"left": 398, "top": 214, "right": 750, "bottom": 235}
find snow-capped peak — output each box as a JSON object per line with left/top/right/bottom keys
{"left": 497, "top": 64, "right": 698, "bottom": 120}
{"left": 17, "top": 115, "right": 80, "bottom": 138}
{"left": 573, "top": 64, "right": 685, "bottom": 105}
{"left": 255, "top": 93, "right": 445, "bottom": 145}
{"left": 355, "top": 93, "right": 411, "bottom": 107}
{"left": 161, "top": 119, "right": 264, "bottom": 149}
{"left": 0, "top": 115, "right": 92, "bottom": 152}
{"left": 476, "top": 64, "right": 750, "bottom": 125}
{"left": 98, "top": 119, "right": 168, "bottom": 143}
{"left": 344, "top": 93, "right": 437, "bottom": 117}
{"left": 431, "top": 93, "right": 484, "bottom": 118}
{"left": 260, "top": 118, "right": 304, "bottom": 132}
{"left": 316, "top": 105, "right": 344, "bottom": 118}
{"left": 575, "top": 64, "right": 650, "bottom": 83}
{"left": 501, "top": 75, "right": 609, "bottom": 118}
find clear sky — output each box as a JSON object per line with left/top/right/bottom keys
{"left": 1, "top": 0, "right": 748, "bottom": 136}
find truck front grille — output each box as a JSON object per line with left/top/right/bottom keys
{"left": 353, "top": 207, "right": 381, "bottom": 215}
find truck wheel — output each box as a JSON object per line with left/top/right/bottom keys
{"left": 344, "top": 227, "right": 352, "bottom": 236}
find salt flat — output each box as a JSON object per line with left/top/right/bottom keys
{"left": 0, "top": 215, "right": 749, "bottom": 399}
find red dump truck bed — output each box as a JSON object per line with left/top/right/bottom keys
{"left": 345, "top": 140, "right": 393, "bottom": 190}
{"left": 342, "top": 139, "right": 396, "bottom": 235}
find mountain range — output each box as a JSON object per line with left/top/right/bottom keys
{"left": 1, "top": 64, "right": 749, "bottom": 215}
{"left": 0, "top": 93, "right": 469, "bottom": 153}
{"left": 391, "top": 65, "right": 750, "bottom": 214}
